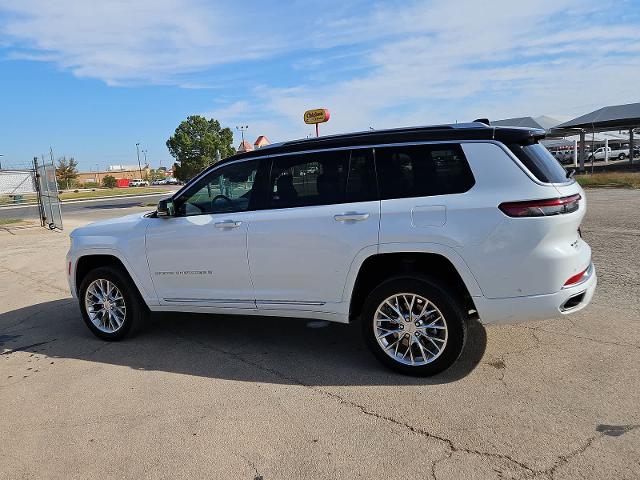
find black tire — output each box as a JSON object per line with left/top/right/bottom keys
{"left": 618, "top": 153, "right": 626, "bottom": 160}
{"left": 361, "top": 275, "right": 467, "bottom": 376}
{"left": 78, "top": 266, "right": 148, "bottom": 340}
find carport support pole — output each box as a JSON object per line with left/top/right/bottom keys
{"left": 579, "top": 130, "right": 586, "bottom": 173}
{"left": 630, "top": 129, "right": 634, "bottom": 165}
{"left": 604, "top": 138, "right": 609, "bottom": 163}
{"left": 573, "top": 139, "right": 578, "bottom": 167}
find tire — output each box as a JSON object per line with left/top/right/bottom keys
{"left": 361, "top": 276, "right": 467, "bottom": 376}
{"left": 78, "top": 266, "right": 148, "bottom": 340}
{"left": 618, "top": 153, "right": 626, "bottom": 160}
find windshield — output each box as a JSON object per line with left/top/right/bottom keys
{"left": 508, "top": 143, "right": 569, "bottom": 183}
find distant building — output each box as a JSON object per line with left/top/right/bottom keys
{"left": 254, "top": 135, "right": 270, "bottom": 148}
{"left": 238, "top": 140, "right": 254, "bottom": 153}
{"left": 106, "top": 164, "right": 146, "bottom": 171}
{"left": 76, "top": 166, "right": 151, "bottom": 185}
{"left": 238, "top": 135, "right": 270, "bottom": 153}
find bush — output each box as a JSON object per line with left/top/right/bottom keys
{"left": 84, "top": 182, "right": 99, "bottom": 188}
{"left": 102, "top": 175, "right": 117, "bottom": 189}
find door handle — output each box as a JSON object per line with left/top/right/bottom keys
{"left": 334, "top": 212, "right": 370, "bottom": 222}
{"left": 214, "top": 220, "right": 242, "bottom": 229}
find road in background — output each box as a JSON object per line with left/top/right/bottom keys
{"left": 0, "top": 189, "right": 176, "bottom": 221}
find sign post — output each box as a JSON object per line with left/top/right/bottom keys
{"left": 304, "top": 108, "right": 330, "bottom": 137}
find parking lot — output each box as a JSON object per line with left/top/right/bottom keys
{"left": 1, "top": 189, "right": 638, "bottom": 479}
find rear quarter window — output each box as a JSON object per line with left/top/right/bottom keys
{"left": 508, "top": 143, "right": 569, "bottom": 183}
{"left": 375, "top": 143, "right": 475, "bottom": 200}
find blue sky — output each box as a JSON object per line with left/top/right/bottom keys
{"left": 1, "top": 0, "right": 639, "bottom": 171}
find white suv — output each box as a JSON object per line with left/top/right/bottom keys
{"left": 67, "top": 122, "right": 596, "bottom": 375}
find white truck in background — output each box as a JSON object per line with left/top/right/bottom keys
{"left": 588, "top": 146, "right": 629, "bottom": 161}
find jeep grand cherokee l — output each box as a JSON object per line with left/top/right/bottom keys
{"left": 67, "top": 121, "right": 596, "bottom": 375}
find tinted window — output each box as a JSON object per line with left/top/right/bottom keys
{"left": 508, "top": 143, "right": 569, "bottom": 183}
{"left": 174, "top": 160, "right": 259, "bottom": 216}
{"left": 376, "top": 144, "right": 474, "bottom": 200}
{"left": 268, "top": 149, "right": 376, "bottom": 209}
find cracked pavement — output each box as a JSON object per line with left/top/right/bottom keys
{"left": 1, "top": 189, "right": 639, "bottom": 479}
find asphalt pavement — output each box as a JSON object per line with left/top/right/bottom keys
{"left": 0, "top": 189, "right": 638, "bottom": 479}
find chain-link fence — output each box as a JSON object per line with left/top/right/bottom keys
{"left": 34, "top": 158, "right": 63, "bottom": 230}
{"left": 0, "top": 157, "right": 63, "bottom": 230}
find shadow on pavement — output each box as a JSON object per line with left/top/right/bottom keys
{"left": 1, "top": 299, "right": 487, "bottom": 386}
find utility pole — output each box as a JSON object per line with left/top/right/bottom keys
{"left": 95, "top": 163, "right": 100, "bottom": 184}
{"left": 236, "top": 125, "right": 249, "bottom": 143}
{"left": 136, "top": 143, "right": 143, "bottom": 180}
{"left": 142, "top": 149, "right": 148, "bottom": 180}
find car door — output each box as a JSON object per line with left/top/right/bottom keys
{"left": 376, "top": 143, "right": 476, "bottom": 248}
{"left": 247, "top": 148, "right": 380, "bottom": 311}
{"left": 145, "top": 158, "right": 264, "bottom": 309}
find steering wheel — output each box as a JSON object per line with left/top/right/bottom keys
{"left": 212, "top": 194, "right": 233, "bottom": 205}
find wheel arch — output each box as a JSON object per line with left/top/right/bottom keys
{"left": 74, "top": 253, "right": 150, "bottom": 308}
{"left": 347, "top": 249, "right": 481, "bottom": 322}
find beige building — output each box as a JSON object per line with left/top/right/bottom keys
{"left": 76, "top": 167, "right": 152, "bottom": 185}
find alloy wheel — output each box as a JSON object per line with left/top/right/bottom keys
{"left": 373, "top": 293, "right": 448, "bottom": 366}
{"left": 84, "top": 279, "right": 127, "bottom": 333}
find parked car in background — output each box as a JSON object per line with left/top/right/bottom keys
{"left": 152, "top": 177, "right": 179, "bottom": 186}
{"left": 129, "top": 179, "right": 149, "bottom": 187}
{"left": 67, "top": 121, "right": 595, "bottom": 376}
{"left": 588, "top": 146, "right": 630, "bottom": 161}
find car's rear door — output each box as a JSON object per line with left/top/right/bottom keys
{"left": 247, "top": 148, "right": 380, "bottom": 313}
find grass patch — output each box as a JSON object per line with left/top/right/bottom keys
{"left": 59, "top": 187, "right": 168, "bottom": 201}
{"left": 0, "top": 218, "right": 24, "bottom": 225}
{"left": 0, "top": 194, "right": 38, "bottom": 206}
{"left": 576, "top": 172, "right": 640, "bottom": 189}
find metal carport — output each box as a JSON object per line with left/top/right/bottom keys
{"left": 550, "top": 102, "right": 640, "bottom": 172}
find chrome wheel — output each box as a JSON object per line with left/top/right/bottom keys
{"left": 84, "top": 279, "right": 126, "bottom": 333}
{"left": 373, "top": 293, "right": 448, "bottom": 366}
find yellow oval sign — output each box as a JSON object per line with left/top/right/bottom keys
{"left": 304, "top": 108, "right": 330, "bottom": 124}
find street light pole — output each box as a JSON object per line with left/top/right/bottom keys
{"left": 142, "top": 149, "right": 148, "bottom": 180}
{"left": 236, "top": 125, "right": 249, "bottom": 143}
{"left": 136, "top": 143, "right": 142, "bottom": 180}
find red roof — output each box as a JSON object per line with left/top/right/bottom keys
{"left": 254, "top": 135, "right": 270, "bottom": 147}
{"left": 238, "top": 140, "right": 254, "bottom": 152}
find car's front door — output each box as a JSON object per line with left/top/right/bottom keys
{"left": 145, "top": 159, "right": 264, "bottom": 309}
{"left": 247, "top": 148, "right": 380, "bottom": 311}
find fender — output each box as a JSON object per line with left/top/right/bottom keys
{"left": 69, "top": 244, "right": 159, "bottom": 307}
{"left": 341, "top": 241, "right": 484, "bottom": 304}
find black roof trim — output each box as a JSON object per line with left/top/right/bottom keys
{"left": 223, "top": 122, "right": 545, "bottom": 164}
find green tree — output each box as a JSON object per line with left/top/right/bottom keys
{"left": 55, "top": 156, "right": 79, "bottom": 190}
{"left": 102, "top": 175, "right": 117, "bottom": 189}
{"left": 166, "top": 115, "right": 235, "bottom": 181}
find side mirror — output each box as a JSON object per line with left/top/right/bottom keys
{"left": 157, "top": 199, "right": 175, "bottom": 217}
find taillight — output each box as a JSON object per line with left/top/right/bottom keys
{"left": 563, "top": 266, "right": 590, "bottom": 288}
{"left": 499, "top": 194, "right": 581, "bottom": 217}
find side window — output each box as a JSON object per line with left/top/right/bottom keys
{"left": 376, "top": 144, "right": 474, "bottom": 200}
{"left": 174, "top": 160, "right": 259, "bottom": 216}
{"left": 268, "top": 149, "right": 376, "bottom": 209}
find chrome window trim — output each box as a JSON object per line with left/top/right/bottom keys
{"left": 173, "top": 138, "right": 573, "bottom": 204}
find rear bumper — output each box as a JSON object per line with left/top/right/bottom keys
{"left": 474, "top": 263, "right": 596, "bottom": 324}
